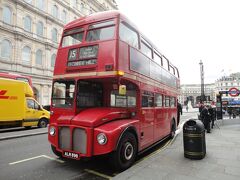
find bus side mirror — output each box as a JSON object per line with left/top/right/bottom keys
{"left": 119, "top": 85, "right": 126, "bottom": 95}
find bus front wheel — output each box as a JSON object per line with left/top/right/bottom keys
{"left": 111, "top": 132, "right": 137, "bottom": 171}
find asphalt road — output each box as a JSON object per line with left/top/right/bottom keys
{"left": 0, "top": 110, "right": 197, "bottom": 180}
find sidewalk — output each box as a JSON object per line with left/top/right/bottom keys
{"left": 0, "top": 127, "right": 47, "bottom": 141}
{"left": 113, "top": 119, "right": 240, "bottom": 180}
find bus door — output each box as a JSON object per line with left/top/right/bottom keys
{"left": 163, "top": 96, "right": 170, "bottom": 134}
{"left": 154, "top": 94, "right": 165, "bottom": 141}
{"left": 140, "top": 92, "right": 154, "bottom": 148}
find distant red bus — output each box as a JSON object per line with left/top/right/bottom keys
{"left": 48, "top": 11, "right": 180, "bottom": 170}
{"left": 0, "top": 72, "right": 32, "bottom": 87}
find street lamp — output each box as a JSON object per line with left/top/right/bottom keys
{"left": 199, "top": 60, "right": 205, "bottom": 102}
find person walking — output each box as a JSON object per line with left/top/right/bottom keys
{"left": 208, "top": 105, "right": 215, "bottom": 129}
{"left": 177, "top": 100, "right": 182, "bottom": 126}
{"left": 200, "top": 105, "right": 211, "bottom": 133}
{"left": 228, "top": 108, "right": 232, "bottom": 119}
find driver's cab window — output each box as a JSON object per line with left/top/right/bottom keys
{"left": 77, "top": 81, "right": 103, "bottom": 108}
{"left": 27, "top": 99, "right": 34, "bottom": 109}
{"left": 52, "top": 80, "right": 75, "bottom": 108}
{"left": 27, "top": 99, "right": 39, "bottom": 110}
{"left": 110, "top": 83, "right": 137, "bottom": 107}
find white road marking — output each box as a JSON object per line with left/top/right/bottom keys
{"left": 41, "top": 155, "right": 65, "bottom": 163}
{"left": 9, "top": 155, "right": 64, "bottom": 165}
{"left": 84, "top": 169, "right": 112, "bottom": 179}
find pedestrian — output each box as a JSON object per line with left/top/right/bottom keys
{"left": 186, "top": 105, "right": 188, "bottom": 112}
{"left": 200, "top": 105, "right": 211, "bottom": 133}
{"left": 177, "top": 100, "right": 182, "bottom": 126}
{"left": 232, "top": 109, "right": 237, "bottom": 118}
{"left": 228, "top": 108, "right": 232, "bottom": 119}
{"left": 208, "top": 105, "right": 215, "bottom": 129}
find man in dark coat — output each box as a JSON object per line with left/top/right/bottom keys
{"left": 177, "top": 100, "right": 182, "bottom": 126}
{"left": 200, "top": 105, "right": 211, "bottom": 133}
{"left": 208, "top": 105, "right": 215, "bottom": 129}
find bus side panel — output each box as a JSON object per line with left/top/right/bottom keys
{"left": 97, "top": 41, "right": 117, "bottom": 72}
{"left": 118, "top": 41, "right": 130, "bottom": 72}
{"left": 93, "top": 119, "right": 139, "bottom": 156}
{"left": 154, "top": 108, "right": 167, "bottom": 142}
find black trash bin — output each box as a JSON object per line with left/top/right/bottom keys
{"left": 183, "top": 119, "right": 206, "bottom": 159}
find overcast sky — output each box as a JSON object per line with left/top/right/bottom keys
{"left": 115, "top": 0, "right": 240, "bottom": 84}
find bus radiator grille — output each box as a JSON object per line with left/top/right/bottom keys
{"left": 58, "top": 126, "right": 71, "bottom": 150}
{"left": 73, "top": 128, "right": 87, "bottom": 154}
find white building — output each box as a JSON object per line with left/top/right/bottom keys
{"left": 180, "top": 83, "right": 215, "bottom": 106}
{"left": 0, "top": 0, "right": 117, "bottom": 105}
{"left": 215, "top": 73, "right": 240, "bottom": 105}
{"left": 180, "top": 72, "right": 240, "bottom": 107}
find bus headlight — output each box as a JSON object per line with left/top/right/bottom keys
{"left": 97, "top": 133, "right": 107, "bottom": 145}
{"left": 49, "top": 126, "right": 56, "bottom": 136}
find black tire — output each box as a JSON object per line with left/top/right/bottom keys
{"left": 38, "top": 118, "right": 48, "bottom": 128}
{"left": 170, "top": 120, "right": 176, "bottom": 139}
{"left": 51, "top": 145, "right": 62, "bottom": 158}
{"left": 111, "top": 132, "right": 137, "bottom": 171}
{"left": 24, "top": 126, "right": 32, "bottom": 129}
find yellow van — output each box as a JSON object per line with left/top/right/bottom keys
{"left": 0, "top": 78, "right": 50, "bottom": 128}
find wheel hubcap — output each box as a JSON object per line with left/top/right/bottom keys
{"left": 40, "top": 121, "right": 46, "bottom": 127}
{"left": 124, "top": 142, "right": 133, "bottom": 160}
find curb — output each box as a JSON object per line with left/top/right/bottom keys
{"left": 0, "top": 131, "right": 48, "bottom": 141}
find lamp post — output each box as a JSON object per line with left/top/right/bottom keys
{"left": 199, "top": 60, "right": 205, "bottom": 102}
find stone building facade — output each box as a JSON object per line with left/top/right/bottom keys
{"left": 180, "top": 73, "right": 240, "bottom": 107}
{"left": 215, "top": 73, "right": 240, "bottom": 103}
{"left": 180, "top": 83, "right": 215, "bottom": 107}
{"left": 0, "top": 0, "right": 117, "bottom": 105}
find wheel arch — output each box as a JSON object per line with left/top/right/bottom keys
{"left": 115, "top": 126, "right": 139, "bottom": 152}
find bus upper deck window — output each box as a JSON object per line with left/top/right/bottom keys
{"left": 86, "top": 20, "right": 115, "bottom": 42}
{"left": 119, "top": 22, "right": 139, "bottom": 49}
{"left": 62, "top": 28, "right": 84, "bottom": 47}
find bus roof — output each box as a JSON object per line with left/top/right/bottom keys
{"left": 63, "top": 11, "right": 179, "bottom": 79}
{"left": 65, "top": 10, "right": 121, "bottom": 30}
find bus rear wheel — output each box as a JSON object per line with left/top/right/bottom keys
{"left": 170, "top": 120, "right": 176, "bottom": 139}
{"left": 111, "top": 132, "right": 137, "bottom": 171}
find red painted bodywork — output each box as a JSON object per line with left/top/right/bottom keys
{"left": 48, "top": 11, "right": 180, "bottom": 159}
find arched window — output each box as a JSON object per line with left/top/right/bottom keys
{"left": 72, "top": 0, "right": 77, "bottom": 7}
{"left": 51, "top": 54, "right": 56, "bottom": 67}
{"left": 62, "top": 10, "right": 67, "bottom": 23}
{"left": 80, "top": 3, "right": 84, "bottom": 11}
{"left": 52, "top": 28, "right": 58, "bottom": 42}
{"left": 36, "top": 21, "right": 43, "bottom": 37}
{"left": 24, "top": 16, "right": 32, "bottom": 32}
{"left": 22, "top": 46, "right": 31, "bottom": 64}
{"left": 36, "top": 49, "right": 42, "bottom": 65}
{"left": 36, "top": 0, "right": 44, "bottom": 10}
{"left": 52, "top": 5, "right": 58, "bottom": 18}
{"left": 3, "top": 6, "right": 12, "bottom": 24}
{"left": 0, "top": 39, "right": 12, "bottom": 59}
{"left": 24, "top": 0, "right": 32, "bottom": 4}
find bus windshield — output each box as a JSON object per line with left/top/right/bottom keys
{"left": 52, "top": 80, "right": 75, "bottom": 108}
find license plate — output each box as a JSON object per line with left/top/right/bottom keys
{"left": 63, "top": 151, "right": 80, "bottom": 160}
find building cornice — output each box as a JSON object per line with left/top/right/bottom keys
{"left": 0, "top": 23, "right": 58, "bottom": 50}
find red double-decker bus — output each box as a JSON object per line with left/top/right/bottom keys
{"left": 0, "top": 72, "right": 33, "bottom": 87}
{"left": 48, "top": 11, "right": 180, "bottom": 170}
